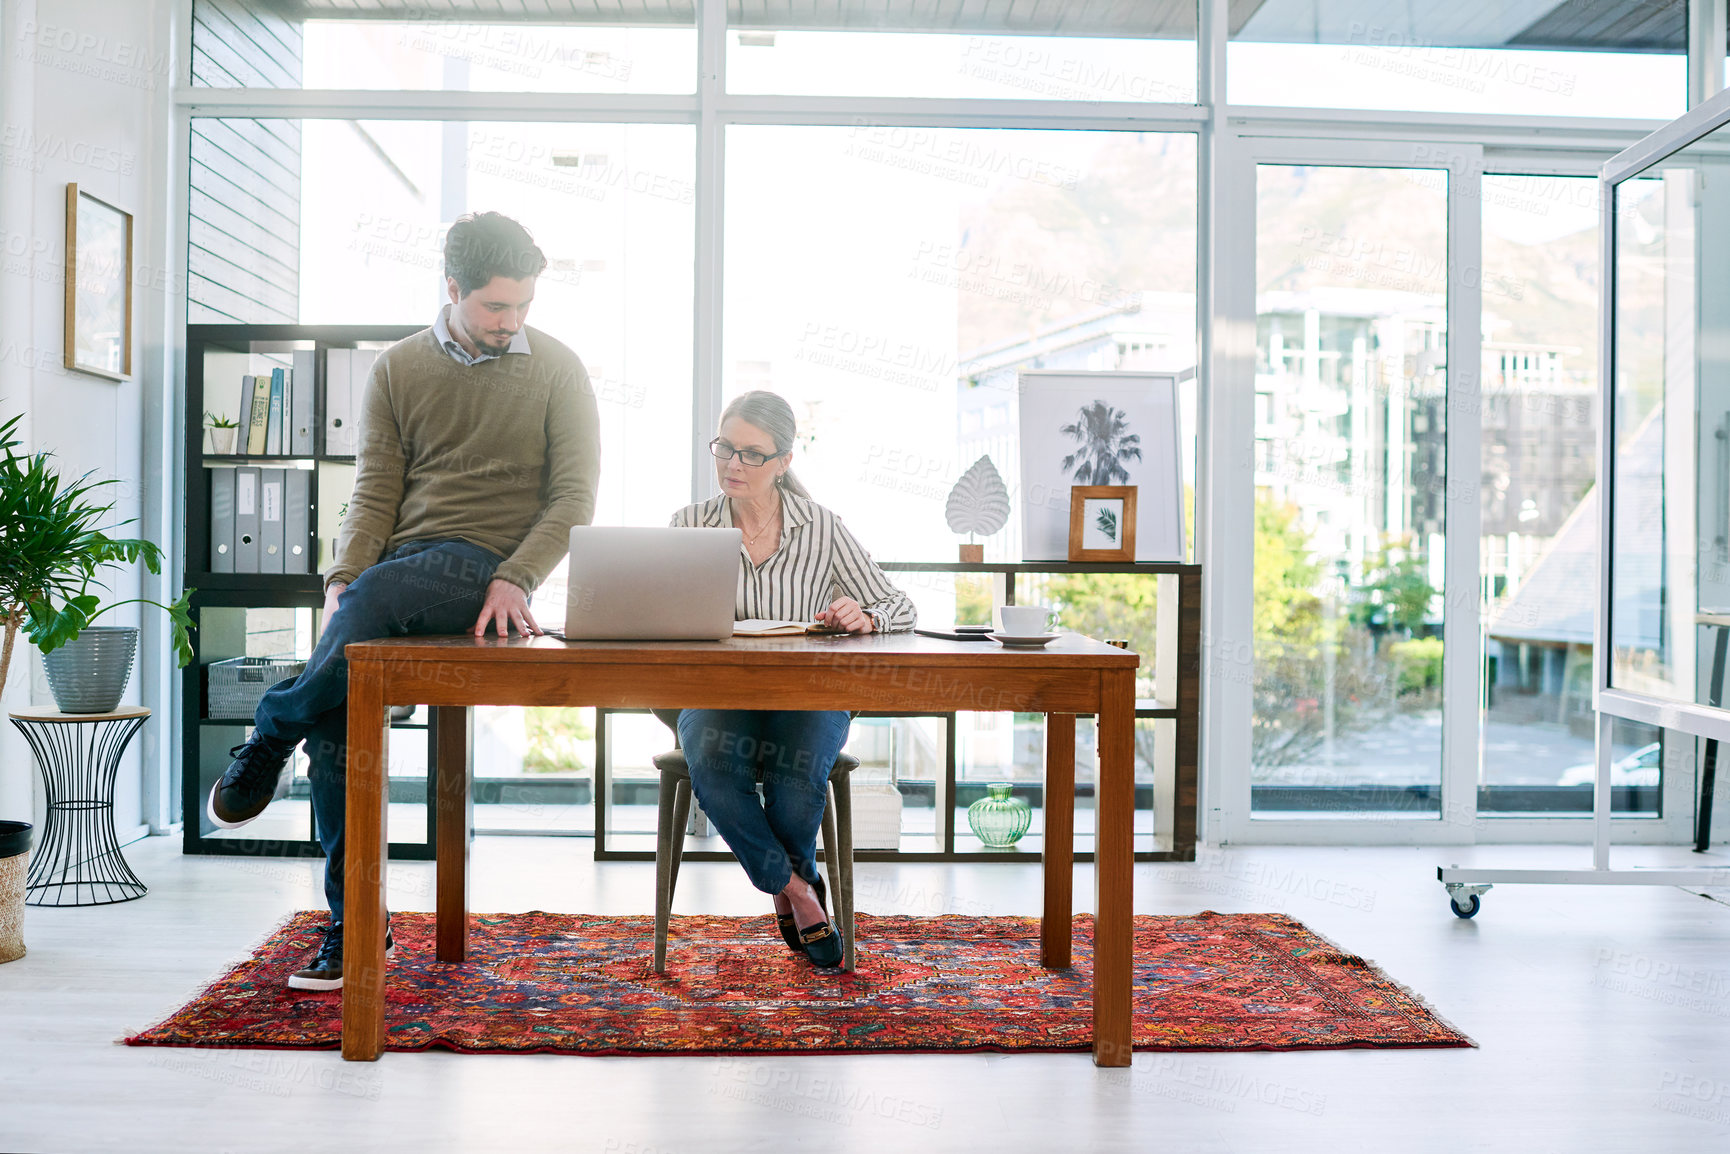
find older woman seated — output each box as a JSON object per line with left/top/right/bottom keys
{"left": 670, "top": 390, "right": 915, "bottom": 968}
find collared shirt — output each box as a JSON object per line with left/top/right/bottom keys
{"left": 670, "top": 490, "right": 917, "bottom": 633}
{"left": 433, "top": 304, "right": 532, "bottom": 365}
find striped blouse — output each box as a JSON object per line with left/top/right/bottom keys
{"left": 670, "top": 491, "right": 917, "bottom": 633}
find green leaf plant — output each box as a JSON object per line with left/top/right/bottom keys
{"left": 0, "top": 412, "right": 195, "bottom": 697}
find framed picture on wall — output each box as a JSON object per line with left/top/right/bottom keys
{"left": 63, "top": 184, "right": 132, "bottom": 380}
{"left": 1018, "top": 370, "right": 1186, "bottom": 561}
{"left": 1069, "top": 485, "right": 1137, "bottom": 562}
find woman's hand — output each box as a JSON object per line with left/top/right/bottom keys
{"left": 816, "top": 597, "right": 873, "bottom": 634}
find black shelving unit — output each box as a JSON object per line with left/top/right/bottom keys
{"left": 181, "top": 324, "right": 439, "bottom": 859}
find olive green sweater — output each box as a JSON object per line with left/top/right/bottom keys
{"left": 323, "top": 326, "right": 601, "bottom": 594}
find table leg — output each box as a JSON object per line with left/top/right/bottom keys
{"left": 1093, "top": 669, "right": 1135, "bottom": 1068}
{"left": 1041, "top": 713, "right": 1075, "bottom": 968}
{"left": 342, "top": 661, "right": 389, "bottom": 1062}
{"left": 435, "top": 706, "right": 472, "bottom": 962}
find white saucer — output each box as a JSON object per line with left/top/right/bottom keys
{"left": 989, "top": 631, "right": 1061, "bottom": 647}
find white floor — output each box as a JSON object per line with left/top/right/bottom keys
{"left": 2, "top": 836, "right": 1729, "bottom": 1153}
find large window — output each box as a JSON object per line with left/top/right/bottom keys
{"left": 722, "top": 126, "right": 1194, "bottom": 847}
{"left": 190, "top": 114, "right": 695, "bottom": 839}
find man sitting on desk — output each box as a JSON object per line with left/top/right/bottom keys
{"left": 207, "top": 211, "right": 601, "bottom": 990}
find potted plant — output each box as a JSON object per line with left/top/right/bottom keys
{"left": 0, "top": 414, "right": 194, "bottom": 714}
{"left": 203, "top": 410, "right": 238, "bottom": 455}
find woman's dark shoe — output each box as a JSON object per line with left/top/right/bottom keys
{"left": 774, "top": 912, "right": 803, "bottom": 953}
{"left": 796, "top": 870, "right": 843, "bottom": 967}
{"left": 798, "top": 919, "right": 844, "bottom": 968}
{"left": 774, "top": 871, "right": 829, "bottom": 954}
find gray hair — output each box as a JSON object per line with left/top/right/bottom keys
{"left": 720, "top": 390, "right": 812, "bottom": 499}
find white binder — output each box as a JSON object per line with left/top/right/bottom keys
{"left": 325, "top": 348, "right": 353, "bottom": 456}
{"left": 209, "top": 467, "right": 235, "bottom": 573}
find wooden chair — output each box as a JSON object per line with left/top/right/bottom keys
{"left": 649, "top": 709, "right": 858, "bottom": 973}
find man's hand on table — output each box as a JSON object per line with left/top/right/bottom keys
{"left": 473, "top": 578, "right": 543, "bottom": 637}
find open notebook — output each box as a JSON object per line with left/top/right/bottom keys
{"left": 733, "top": 619, "right": 848, "bottom": 637}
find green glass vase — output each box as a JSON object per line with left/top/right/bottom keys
{"left": 967, "top": 783, "right": 1033, "bottom": 847}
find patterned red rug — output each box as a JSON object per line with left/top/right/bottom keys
{"left": 125, "top": 910, "right": 1471, "bottom": 1055}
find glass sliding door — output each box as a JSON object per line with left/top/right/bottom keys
{"left": 1477, "top": 173, "right": 1661, "bottom": 815}
{"left": 1251, "top": 163, "right": 1449, "bottom": 816}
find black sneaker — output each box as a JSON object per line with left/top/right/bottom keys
{"left": 206, "top": 733, "right": 296, "bottom": 829}
{"left": 287, "top": 921, "right": 395, "bottom": 992}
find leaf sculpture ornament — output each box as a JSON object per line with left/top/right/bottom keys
{"left": 945, "top": 455, "right": 1012, "bottom": 539}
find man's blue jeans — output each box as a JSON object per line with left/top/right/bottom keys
{"left": 675, "top": 709, "right": 852, "bottom": 896}
{"left": 253, "top": 539, "right": 502, "bottom": 920}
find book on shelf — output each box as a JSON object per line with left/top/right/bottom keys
{"left": 235, "top": 375, "right": 253, "bottom": 450}
{"left": 264, "top": 369, "right": 285, "bottom": 455}
{"left": 244, "top": 375, "right": 271, "bottom": 455}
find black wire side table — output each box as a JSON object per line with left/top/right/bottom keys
{"left": 8, "top": 707, "right": 150, "bottom": 906}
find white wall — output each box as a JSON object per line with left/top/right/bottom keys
{"left": 0, "top": 0, "right": 181, "bottom": 840}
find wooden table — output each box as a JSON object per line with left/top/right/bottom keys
{"left": 340, "top": 632, "right": 1141, "bottom": 1065}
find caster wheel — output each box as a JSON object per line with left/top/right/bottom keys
{"left": 1450, "top": 894, "right": 1480, "bottom": 919}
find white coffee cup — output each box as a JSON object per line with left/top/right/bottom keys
{"left": 998, "top": 604, "right": 1053, "bottom": 636}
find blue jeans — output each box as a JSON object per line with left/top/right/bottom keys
{"left": 676, "top": 709, "right": 852, "bottom": 896}
{"left": 253, "top": 539, "right": 502, "bottom": 920}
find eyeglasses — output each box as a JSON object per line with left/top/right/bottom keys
{"left": 709, "top": 438, "right": 787, "bottom": 468}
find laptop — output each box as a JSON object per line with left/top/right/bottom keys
{"left": 556, "top": 526, "right": 740, "bottom": 641}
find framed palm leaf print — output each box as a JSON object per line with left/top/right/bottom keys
{"left": 1017, "top": 371, "right": 1186, "bottom": 561}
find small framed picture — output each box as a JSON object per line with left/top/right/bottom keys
{"left": 63, "top": 183, "right": 132, "bottom": 380}
{"left": 1068, "top": 485, "right": 1137, "bottom": 563}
